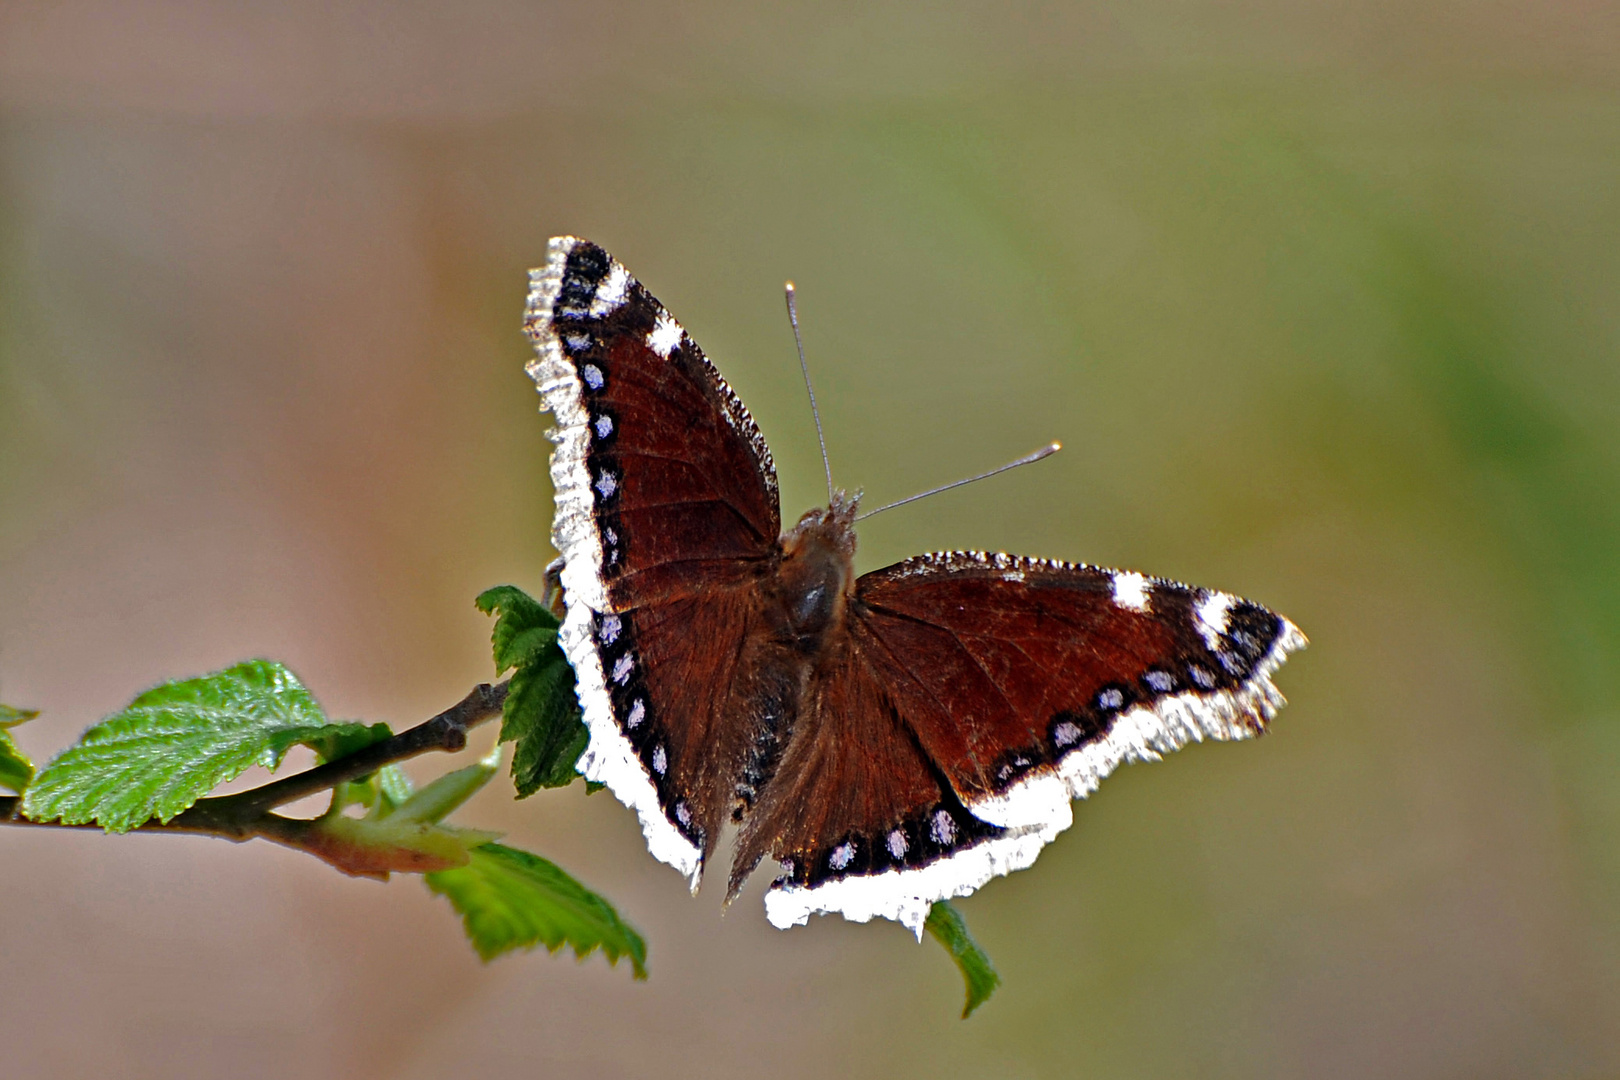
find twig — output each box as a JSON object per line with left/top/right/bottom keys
{"left": 205, "top": 680, "right": 509, "bottom": 820}
{"left": 0, "top": 680, "right": 509, "bottom": 875}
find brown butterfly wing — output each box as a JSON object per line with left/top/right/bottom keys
{"left": 729, "top": 629, "right": 1001, "bottom": 911}
{"left": 527, "top": 238, "right": 1308, "bottom": 928}
{"left": 761, "top": 551, "right": 1306, "bottom": 934}
{"left": 526, "top": 237, "right": 782, "bottom": 884}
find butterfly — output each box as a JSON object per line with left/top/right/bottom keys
{"left": 523, "top": 237, "right": 1306, "bottom": 936}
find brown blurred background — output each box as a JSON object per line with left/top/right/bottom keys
{"left": 3, "top": 2, "right": 1619, "bottom": 1077}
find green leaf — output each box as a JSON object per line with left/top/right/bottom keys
{"left": 0, "top": 704, "right": 37, "bottom": 793}
{"left": 266, "top": 721, "right": 393, "bottom": 768}
{"left": 925, "top": 901, "right": 1002, "bottom": 1018}
{"left": 477, "top": 585, "right": 587, "bottom": 797}
{"left": 426, "top": 842, "right": 647, "bottom": 977}
{"left": 21, "top": 659, "right": 355, "bottom": 831}
{"left": 475, "top": 585, "right": 560, "bottom": 673}
{"left": 388, "top": 747, "right": 501, "bottom": 824}
{"left": 505, "top": 652, "right": 588, "bottom": 796}
{"left": 0, "top": 738, "right": 31, "bottom": 794}
{"left": 377, "top": 764, "right": 414, "bottom": 808}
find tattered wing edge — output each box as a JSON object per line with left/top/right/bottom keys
{"left": 765, "top": 571, "right": 1307, "bottom": 937}
{"left": 524, "top": 236, "right": 704, "bottom": 889}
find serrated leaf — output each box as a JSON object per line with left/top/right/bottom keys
{"left": 477, "top": 584, "right": 586, "bottom": 797}
{"left": 425, "top": 842, "right": 646, "bottom": 977}
{"left": 925, "top": 901, "right": 1002, "bottom": 1018}
{"left": 505, "top": 652, "right": 587, "bottom": 797}
{"left": 476, "top": 585, "right": 560, "bottom": 673}
{"left": 0, "top": 705, "right": 35, "bottom": 793}
{"left": 21, "top": 659, "right": 352, "bottom": 831}
{"left": 265, "top": 720, "right": 393, "bottom": 769}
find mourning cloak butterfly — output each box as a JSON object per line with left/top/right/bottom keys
{"left": 524, "top": 238, "right": 1306, "bottom": 936}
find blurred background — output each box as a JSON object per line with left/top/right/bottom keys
{"left": 3, "top": 2, "right": 1618, "bottom": 1077}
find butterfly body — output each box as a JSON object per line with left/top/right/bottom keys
{"left": 773, "top": 496, "right": 859, "bottom": 649}
{"left": 525, "top": 237, "right": 1306, "bottom": 936}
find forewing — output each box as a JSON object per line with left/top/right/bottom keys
{"left": 525, "top": 237, "right": 782, "bottom": 886}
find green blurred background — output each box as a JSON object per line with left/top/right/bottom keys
{"left": 3, "top": 3, "right": 1618, "bottom": 1077}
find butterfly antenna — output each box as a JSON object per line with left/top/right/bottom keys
{"left": 855, "top": 442, "right": 1062, "bottom": 522}
{"left": 785, "top": 281, "right": 835, "bottom": 503}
